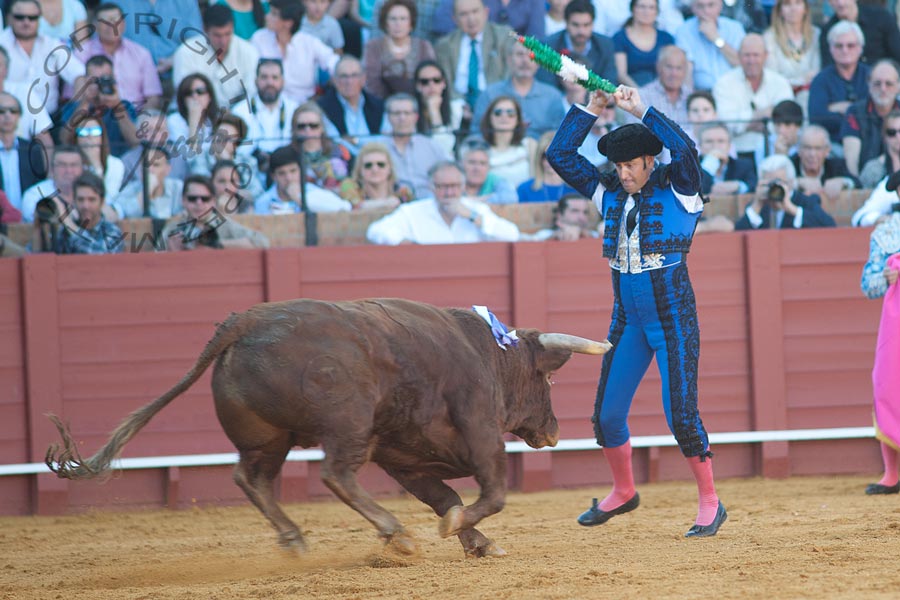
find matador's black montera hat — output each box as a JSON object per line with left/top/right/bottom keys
{"left": 597, "top": 123, "right": 663, "bottom": 163}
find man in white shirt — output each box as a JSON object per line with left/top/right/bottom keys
{"left": 0, "top": 0, "right": 85, "bottom": 114}
{"left": 254, "top": 146, "right": 350, "bottom": 214}
{"left": 173, "top": 4, "right": 259, "bottom": 108}
{"left": 367, "top": 161, "right": 519, "bottom": 245}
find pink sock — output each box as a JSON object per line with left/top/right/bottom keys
{"left": 686, "top": 454, "right": 719, "bottom": 526}
{"left": 878, "top": 442, "right": 900, "bottom": 487}
{"left": 598, "top": 441, "right": 636, "bottom": 511}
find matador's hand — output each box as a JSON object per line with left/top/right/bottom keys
{"left": 613, "top": 86, "right": 646, "bottom": 119}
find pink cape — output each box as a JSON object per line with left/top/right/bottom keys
{"left": 874, "top": 254, "right": 900, "bottom": 450}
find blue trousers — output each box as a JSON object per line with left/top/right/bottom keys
{"left": 593, "top": 262, "right": 710, "bottom": 457}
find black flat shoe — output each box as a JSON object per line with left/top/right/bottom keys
{"left": 865, "top": 482, "right": 900, "bottom": 495}
{"left": 685, "top": 501, "right": 727, "bottom": 538}
{"left": 576, "top": 493, "right": 640, "bottom": 527}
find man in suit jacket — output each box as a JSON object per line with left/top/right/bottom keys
{"left": 434, "top": 0, "right": 515, "bottom": 109}
{"left": 735, "top": 154, "right": 836, "bottom": 229}
{"left": 317, "top": 56, "right": 385, "bottom": 154}
{"left": 535, "top": 0, "right": 617, "bottom": 92}
{"left": 0, "top": 92, "right": 47, "bottom": 214}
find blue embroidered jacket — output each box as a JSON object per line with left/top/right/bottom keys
{"left": 546, "top": 105, "right": 704, "bottom": 263}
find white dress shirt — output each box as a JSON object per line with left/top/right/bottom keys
{"left": 366, "top": 197, "right": 520, "bottom": 245}
{"left": 0, "top": 28, "right": 84, "bottom": 113}
{"left": 454, "top": 32, "right": 486, "bottom": 98}
{"left": 231, "top": 93, "right": 299, "bottom": 153}
{"left": 173, "top": 35, "right": 259, "bottom": 107}
{"left": 250, "top": 30, "right": 338, "bottom": 103}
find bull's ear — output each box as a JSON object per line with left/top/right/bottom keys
{"left": 536, "top": 348, "right": 573, "bottom": 373}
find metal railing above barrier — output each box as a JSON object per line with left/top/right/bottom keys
{"left": 1, "top": 427, "right": 875, "bottom": 477}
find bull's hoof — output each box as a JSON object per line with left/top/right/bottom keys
{"left": 384, "top": 531, "right": 419, "bottom": 556}
{"left": 439, "top": 505, "right": 465, "bottom": 538}
{"left": 278, "top": 531, "right": 308, "bottom": 552}
{"left": 465, "top": 542, "right": 507, "bottom": 558}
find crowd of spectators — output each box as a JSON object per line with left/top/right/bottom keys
{"left": 1, "top": 0, "right": 900, "bottom": 256}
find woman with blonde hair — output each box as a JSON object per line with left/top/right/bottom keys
{"left": 339, "top": 142, "right": 413, "bottom": 210}
{"left": 517, "top": 131, "right": 577, "bottom": 203}
{"left": 763, "top": 0, "right": 821, "bottom": 112}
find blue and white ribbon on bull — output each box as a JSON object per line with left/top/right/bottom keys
{"left": 472, "top": 305, "right": 519, "bottom": 350}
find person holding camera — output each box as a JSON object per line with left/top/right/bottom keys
{"left": 31, "top": 172, "right": 123, "bottom": 255}
{"left": 58, "top": 56, "right": 139, "bottom": 156}
{"left": 735, "top": 154, "right": 837, "bottom": 230}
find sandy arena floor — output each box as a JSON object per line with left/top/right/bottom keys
{"left": 3, "top": 475, "right": 900, "bottom": 599}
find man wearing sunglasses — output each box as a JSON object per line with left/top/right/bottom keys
{"left": 841, "top": 59, "right": 900, "bottom": 177}
{"left": 0, "top": 92, "right": 48, "bottom": 215}
{"left": 0, "top": 0, "right": 86, "bottom": 115}
{"left": 253, "top": 146, "right": 350, "bottom": 215}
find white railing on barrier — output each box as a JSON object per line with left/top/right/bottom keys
{"left": 0, "top": 427, "right": 875, "bottom": 477}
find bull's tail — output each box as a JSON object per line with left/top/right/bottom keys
{"left": 45, "top": 311, "right": 254, "bottom": 480}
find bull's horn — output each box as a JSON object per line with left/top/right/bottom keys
{"left": 538, "top": 333, "right": 612, "bottom": 355}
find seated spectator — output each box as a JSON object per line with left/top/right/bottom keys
{"left": 793, "top": 124, "right": 860, "bottom": 204}
{"left": 545, "top": 0, "right": 569, "bottom": 36}
{"left": 74, "top": 3, "right": 164, "bottom": 111}
{"left": 31, "top": 172, "right": 123, "bottom": 255}
{"left": 433, "top": 0, "right": 515, "bottom": 109}
{"left": 536, "top": 0, "right": 617, "bottom": 92}
{"left": 58, "top": 55, "right": 138, "bottom": 156}
{"left": 860, "top": 111, "right": 900, "bottom": 190}
{"left": 674, "top": 0, "right": 746, "bottom": 92}
{"left": 188, "top": 114, "right": 262, "bottom": 202}
{"left": 0, "top": 49, "right": 53, "bottom": 145}
{"left": 852, "top": 171, "right": 900, "bottom": 227}
{"left": 254, "top": 146, "right": 351, "bottom": 214}
{"left": 20, "top": 145, "right": 85, "bottom": 223}
{"left": 719, "top": 0, "right": 766, "bottom": 34}
{"left": 301, "top": 0, "right": 346, "bottom": 52}
{"left": 762, "top": 0, "right": 820, "bottom": 114}
{"left": 379, "top": 93, "right": 449, "bottom": 199}
{"left": 173, "top": 4, "right": 259, "bottom": 107}
{"left": 38, "top": 0, "right": 87, "bottom": 41}
{"left": 841, "top": 59, "right": 900, "bottom": 178}
{"left": 686, "top": 90, "right": 718, "bottom": 143}
{"left": 318, "top": 56, "right": 385, "bottom": 154}
{"left": 589, "top": 0, "right": 685, "bottom": 38}
{"left": 698, "top": 122, "right": 757, "bottom": 196}
{"left": 432, "top": 0, "right": 546, "bottom": 38}
{"left": 284, "top": 103, "right": 351, "bottom": 193}
{"left": 119, "top": 110, "right": 189, "bottom": 188}
{"left": 735, "top": 154, "right": 837, "bottom": 230}
{"left": 0, "top": 0, "right": 84, "bottom": 115}
{"left": 459, "top": 138, "right": 517, "bottom": 204}
{"left": 809, "top": 21, "right": 869, "bottom": 152}
{"left": 111, "top": 146, "right": 184, "bottom": 219}
{"left": 769, "top": 99, "right": 803, "bottom": 157}
{"left": 632, "top": 45, "right": 692, "bottom": 130}
{"left": 338, "top": 142, "right": 414, "bottom": 210}
{"left": 0, "top": 91, "right": 48, "bottom": 214}
{"left": 212, "top": 0, "right": 267, "bottom": 40}
{"left": 473, "top": 42, "right": 565, "bottom": 140}
{"left": 230, "top": 58, "right": 300, "bottom": 168}
{"left": 252, "top": 0, "right": 340, "bottom": 103}
{"left": 162, "top": 175, "right": 269, "bottom": 251}
{"left": 167, "top": 74, "right": 222, "bottom": 156}
{"left": 413, "top": 60, "right": 468, "bottom": 157}
{"left": 366, "top": 161, "right": 519, "bottom": 245}
{"left": 712, "top": 33, "right": 794, "bottom": 167}
{"left": 211, "top": 159, "right": 255, "bottom": 214}
{"left": 820, "top": 0, "right": 900, "bottom": 68}
{"left": 364, "top": 0, "right": 436, "bottom": 99}
{"left": 479, "top": 96, "right": 536, "bottom": 189}
{"left": 517, "top": 132, "right": 578, "bottom": 203}
{"left": 612, "top": 0, "right": 676, "bottom": 88}
{"left": 71, "top": 114, "right": 126, "bottom": 203}
{"left": 525, "top": 194, "right": 599, "bottom": 241}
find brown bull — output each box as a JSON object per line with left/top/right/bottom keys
{"left": 46, "top": 298, "right": 609, "bottom": 557}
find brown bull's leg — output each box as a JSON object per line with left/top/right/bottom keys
{"left": 438, "top": 451, "right": 508, "bottom": 539}
{"left": 382, "top": 467, "right": 506, "bottom": 558}
{"left": 319, "top": 445, "right": 416, "bottom": 555}
{"left": 232, "top": 440, "right": 305, "bottom": 550}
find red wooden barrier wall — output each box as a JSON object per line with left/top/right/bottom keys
{"left": 0, "top": 229, "right": 884, "bottom": 515}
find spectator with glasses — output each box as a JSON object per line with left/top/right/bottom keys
{"left": 479, "top": 95, "right": 535, "bottom": 189}
{"left": 413, "top": 60, "right": 468, "bottom": 157}
{"left": 363, "top": 0, "right": 436, "bottom": 99}
{"left": 167, "top": 74, "right": 222, "bottom": 156}
{"left": 379, "top": 93, "right": 449, "bottom": 199}
{"left": 254, "top": 146, "right": 351, "bottom": 214}
{"left": 318, "top": 56, "right": 385, "bottom": 154}
{"left": 809, "top": 20, "right": 870, "bottom": 152}
{"left": 162, "top": 174, "right": 269, "bottom": 251}
{"left": 70, "top": 114, "right": 126, "bottom": 212}
{"left": 841, "top": 59, "right": 900, "bottom": 177}
{"left": 0, "top": 91, "right": 48, "bottom": 215}
{"left": 366, "top": 160, "right": 519, "bottom": 245}
{"left": 820, "top": 0, "right": 900, "bottom": 68}
{"left": 339, "top": 142, "right": 414, "bottom": 210}
{"left": 283, "top": 103, "right": 352, "bottom": 194}
{"left": 858, "top": 112, "right": 900, "bottom": 190}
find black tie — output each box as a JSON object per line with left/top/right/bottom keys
{"left": 626, "top": 194, "right": 641, "bottom": 236}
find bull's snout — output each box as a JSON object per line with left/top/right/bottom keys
{"left": 525, "top": 422, "right": 560, "bottom": 449}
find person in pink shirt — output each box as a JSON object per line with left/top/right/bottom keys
{"left": 73, "top": 3, "right": 163, "bottom": 111}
